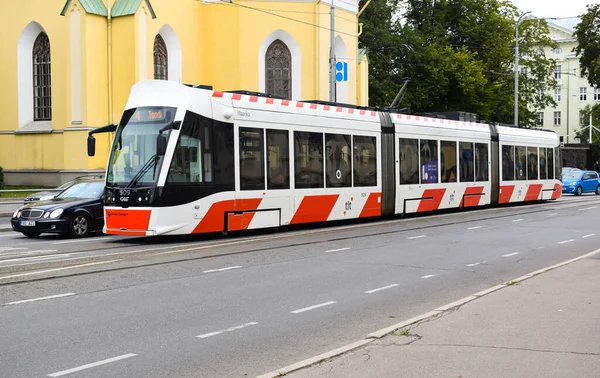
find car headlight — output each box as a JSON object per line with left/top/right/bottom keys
{"left": 570, "top": 182, "right": 576, "bottom": 186}
{"left": 44, "top": 212, "right": 50, "bottom": 218}
{"left": 49, "top": 208, "right": 64, "bottom": 219}
{"left": 12, "top": 209, "right": 19, "bottom": 218}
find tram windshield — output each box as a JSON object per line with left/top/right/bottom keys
{"left": 106, "top": 106, "right": 176, "bottom": 188}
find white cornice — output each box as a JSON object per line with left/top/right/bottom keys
{"left": 202, "top": 0, "right": 359, "bottom": 14}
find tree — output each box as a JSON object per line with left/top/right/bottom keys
{"left": 574, "top": 4, "right": 600, "bottom": 87}
{"left": 575, "top": 103, "right": 600, "bottom": 144}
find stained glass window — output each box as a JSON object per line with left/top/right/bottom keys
{"left": 265, "top": 40, "right": 291, "bottom": 99}
{"left": 33, "top": 32, "right": 52, "bottom": 121}
{"left": 154, "top": 35, "right": 168, "bottom": 80}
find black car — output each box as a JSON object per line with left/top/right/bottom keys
{"left": 12, "top": 180, "right": 105, "bottom": 238}
{"left": 24, "top": 174, "right": 105, "bottom": 204}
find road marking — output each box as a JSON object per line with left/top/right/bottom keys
{"left": 537, "top": 246, "right": 546, "bottom": 249}
{"left": 579, "top": 206, "right": 597, "bottom": 211}
{"left": 0, "top": 260, "right": 122, "bottom": 281}
{"left": 512, "top": 219, "right": 524, "bottom": 222}
{"left": 558, "top": 239, "right": 575, "bottom": 244}
{"left": 325, "top": 247, "right": 350, "bottom": 253}
{"left": 421, "top": 274, "right": 435, "bottom": 279}
{"left": 51, "top": 237, "right": 114, "bottom": 245}
{"left": 0, "top": 247, "right": 27, "bottom": 252}
{"left": 291, "top": 301, "right": 337, "bottom": 314}
{"left": 548, "top": 213, "right": 557, "bottom": 216}
{"left": 583, "top": 234, "right": 595, "bottom": 239}
{"left": 466, "top": 262, "right": 480, "bottom": 267}
{"left": 467, "top": 226, "right": 482, "bottom": 230}
{"left": 365, "top": 284, "right": 399, "bottom": 294}
{"left": 196, "top": 322, "right": 258, "bottom": 339}
{"left": 502, "top": 252, "right": 520, "bottom": 257}
{"left": 202, "top": 266, "right": 242, "bottom": 274}
{"left": 5, "top": 293, "right": 75, "bottom": 305}
{"left": 407, "top": 235, "right": 426, "bottom": 240}
{"left": 48, "top": 353, "right": 137, "bottom": 377}
{"left": 0, "top": 252, "right": 66, "bottom": 263}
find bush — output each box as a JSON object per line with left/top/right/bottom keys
{"left": 0, "top": 166, "right": 4, "bottom": 190}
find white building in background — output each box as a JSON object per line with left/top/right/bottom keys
{"left": 535, "top": 17, "right": 599, "bottom": 143}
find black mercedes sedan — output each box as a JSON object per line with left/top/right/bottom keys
{"left": 11, "top": 180, "right": 105, "bottom": 238}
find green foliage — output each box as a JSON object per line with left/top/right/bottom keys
{"left": 0, "top": 166, "right": 4, "bottom": 190}
{"left": 574, "top": 104, "right": 600, "bottom": 144}
{"left": 574, "top": 4, "right": 600, "bottom": 87}
{"left": 359, "top": 0, "right": 558, "bottom": 127}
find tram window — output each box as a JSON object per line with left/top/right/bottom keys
{"left": 354, "top": 135, "right": 377, "bottom": 186}
{"left": 527, "top": 147, "right": 538, "bottom": 180}
{"left": 539, "top": 148, "right": 547, "bottom": 180}
{"left": 440, "top": 141, "right": 457, "bottom": 183}
{"left": 475, "top": 143, "right": 489, "bottom": 182}
{"left": 554, "top": 147, "right": 561, "bottom": 179}
{"left": 399, "top": 138, "right": 419, "bottom": 185}
{"left": 515, "top": 146, "right": 527, "bottom": 180}
{"left": 459, "top": 142, "right": 474, "bottom": 182}
{"left": 420, "top": 139, "right": 438, "bottom": 184}
{"left": 295, "top": 131, "right": 324, "bottom": 188}
{"left": 266, "top": 129, "right": 290, "bottom": 190}
{"left": 167, "top": 111, "right": 213, "bottom": 184}
{"left": 502, "top": 145, "right": 515, "bottom": 181}
{"left": 239, "top": 128, "right": 265, "bottom": 190}
{"left": 547, "top": 148, "right": 554, "bottom": 180}
{"left": 326, "top": 134, "right": 352, "bottom": 187}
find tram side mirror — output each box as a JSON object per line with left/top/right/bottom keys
{"left": 157, "top": 134, "right": 167, "bottom": 156}
{"left": 87, "top": 135, "right": 96, "bottom": 157}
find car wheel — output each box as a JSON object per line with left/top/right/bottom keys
{"left": 22, "top": 232, "right": 41, "bottom": 238}
{"left": 576, "top": 186, "right": 583, "bottom": 196}
{"left": 70, "top": 214, "right": 90, "bottom": 238}
{"left": 596, "top": 186, "right": 600, "bottom": 195}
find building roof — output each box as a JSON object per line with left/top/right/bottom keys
{"left": 358, "top": 48, "right": 367, "bottom": 64}
{"left": 546, "top": 17, "right": 581, "bottom": 34}
{"left": 112, "top": 0, "right": 156, "bottom": 18}
{"left": 61, "top": 0, "right": 108, "bottom": 16}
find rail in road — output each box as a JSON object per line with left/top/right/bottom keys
{"left": 1, "top": 195, "right": 599, "bottom": 377}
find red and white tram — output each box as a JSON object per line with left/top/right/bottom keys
{"left": 87, "top": 80, "right": 562, "bottom": 236}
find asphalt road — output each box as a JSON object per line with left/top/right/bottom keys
{"left": 0, "top": 196, "right": 599, "bottom": 377}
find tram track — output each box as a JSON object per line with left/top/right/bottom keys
{"left": 0, "top": 196, "right": 596, "bottom": 286}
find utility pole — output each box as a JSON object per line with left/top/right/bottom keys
{"left": 329, "top": 0, "right": 336, "bottom": 102}
{"left": 514, "top": 11, "right": 531, "bottom": 127}
{"left": 589, "top": 112, "right": 593, "bottom": 144}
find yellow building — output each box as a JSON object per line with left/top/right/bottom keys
{"left": 0, "top": 0, "right": 369, "bottom": 186}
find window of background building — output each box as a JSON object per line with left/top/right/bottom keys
{"left": 537, "top": 112, "right": 544, "bottom": 126}
{"left": 265, "top": 39, "right": 292, "bottom": 100}
{"left": 553, "top": 47, "right": 562, "bottom": 54}
{"left": 554, "top": 111, "right": 561, "bottom": 126}
{"left": 594, "top": 88, "right": 600, "bottom": 101}
{"left": 580, "top": 87, "right": 587, "bottom": 102}
{"left": 554, "top": 88, "right": 561, "bottom": 102}
{"left": 554, "top": 65, "right": 561, "bottom": 79}
{"left": 153, "top": 35, "right": 168, "bottom": 81}
{"left": 580, "top": 111, "right": 586, "bottom": 126}
{"left": 521, "top": 67, "right": 528, "bottom": 77}
{"left": 33, "top": 32, "right": 52, "bottom": 121}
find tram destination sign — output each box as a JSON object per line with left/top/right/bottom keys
{"left": 130, "top": 107, "right": 174, "bottom": 123}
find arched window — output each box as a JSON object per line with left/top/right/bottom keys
{"left": 154, "top": 35, "right": 168, "bottom": 80}
{"left": 265, "top": 40, "right": 291, "bottom": 99}
{"left": 33, "top": 32, "right": 51, "bottom": 121}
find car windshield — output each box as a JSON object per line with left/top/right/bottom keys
{"left": 56, "top": 180, "right": 77, "bottom": 190}
{"left": 57, "top": 182, "right": 105, "bottom": 199}
{"left": 106, "top": 106, "right": 176, "bottom": 188}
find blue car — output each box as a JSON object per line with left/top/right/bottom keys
{"left": 562, "top": 170, "right": 600, "bottom": 196}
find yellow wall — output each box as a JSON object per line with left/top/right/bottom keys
{"left": 0, "top": 0, "right": 366, "bottom": 183}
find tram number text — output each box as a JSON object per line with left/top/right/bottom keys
{"left": 361, "top": 193, "right": 367, "bottom": 198}
{"left": 120, "top": 197, "right": 129, "bottom": 202}
{"left": 345, "top": 201, "right": 352, "bottom": 211}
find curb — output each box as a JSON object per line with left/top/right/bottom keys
{"left": 1, "top": 212, "right": 13, "bottom": 217}
{"left": 256, "top": 247, "right": 600, "bottom": 378}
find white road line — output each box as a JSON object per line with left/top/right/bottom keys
{"left": 466, "top": 262, "right": 480, "bottom": 267}
{"left": 578, "top": 206, "right": 597, "bottom": 211}
{"left": 202, "top": 266, "right": 242, "bottom": 274}
{"left": 0, "top": 260, "right": 122, "bottom": 281}
{"left": 291, "top": 301, "right": 337, "bottom": 314}
{"left": 325, "top": 247, "right": 350, "bottom": 253}
{"left": 47, "top": 353, "right": 137, "bottom": 377}
{"left": 196, "top": 322, "right": 258, "bottom": 339}
{"left": 502, "top": 252, "right": 520, "bottom": 257}
{"left": 51, "top": 237, "right": 113, "bottom": 245}
{"left": 583, "top": 234, "right": 595, "bottom": 239}
{"left": 467, "top": 226, "right": 482, "bottom": 230}
{"left": 512, "top": 218, "right": 524, "bottom": 222}
{"left": 421, "top": 274, "right": 435, "bottom": 279}
{"left": 558, "top": 239, "right": 575, "bottom": 244}
{"left": 0, "top": 247, "right": 27, "bottom": 252}
{"left": 549, "top": 213, "right": 557, "bottom": 216}
{"left": 5, "top": 293, "right": 75, "bottom": 306}
{"left": 0, "top": 252, "right": 66, "bottom": 264}
{"left": 537, "top": 246, "right": 546, "bottom": 249}
{"left": 365, "top": 284, "right": 399, "bottom": 294}
{"left": 407, "top": 235, "right": 426, "bottom": 240}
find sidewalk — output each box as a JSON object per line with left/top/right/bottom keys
{"left": 0, "top": 201, "right": 20, "bottom": 218}
{"left": 287, "top": 255, "right": 600, "bottom": 378}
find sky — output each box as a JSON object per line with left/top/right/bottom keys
{"left": 509, "top": 0, "right": 592, "bottom": 18}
